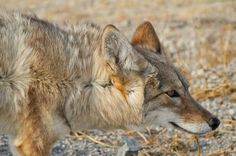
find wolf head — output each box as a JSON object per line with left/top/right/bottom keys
{"left": 69, "top": 22, "right": 219, "bottom": 134}
{"left": 130, "top": 21, "right": 220, "bottom": 134}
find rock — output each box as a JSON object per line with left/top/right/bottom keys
{"left": 115, "top": 136, "right": 142, "bottom": 156}
{"left": 190, "top": 140, "right": 208, "bottom": 152}
{"left": 121, "top": 136, "right": 141, "bottom": 152}
{"left": 116, "top": 142, "right": 128, "bottom": 156}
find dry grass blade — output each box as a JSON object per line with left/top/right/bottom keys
{"left": 207, "top": 150, "right": 226, "bottom": 156}
{"left": 156, "top": 145, "right": 171, "bottom": 154}
{"left": 138, "top": 151, "right": 151, "bottom": 156}
{"left": 136, "top": 131, "right": 149, "bottom": 144}
{"left": 219, "top": 130, "right": 236, "bottom": 134}
{"left": 193, "top": 82, "right": 230, "bottom": 100}
{"left": 73, "top": 131, "right": 113, "bottom": 148}
{"left": 194, "top": 135, "right": 201, "bottom": 156}
{"left": 223, "top": 118, "right": 236, "bottom": 124}
{"left": 153, "top": 141, "right": 183, "bottom": 156}
{"left": 122, "top": 130, "right": 151, "bottom": 144}
{"left": 144, "top": 128, "right": 167, "bottom": 145}
{"left": 207, "top": 144, "right": 236, "bottom": 156}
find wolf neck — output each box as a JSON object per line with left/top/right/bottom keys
{"left": 64, "top": 50, "right": 144, "bottom": 130}
{"left": 50, "top": 24, "right": 144, "bottom": 130}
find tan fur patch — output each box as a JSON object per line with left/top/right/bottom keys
{"left": 180, "top": 97, "right": 209, "bottom": 123}
{"left": 181, "top": 112, "right": 205, "bottom": 123}
{"left": 111, "top": 75, "right": 127, "bottom": 98}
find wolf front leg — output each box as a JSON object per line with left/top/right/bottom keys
{"left": 9, "top": 84, "right": 63, "bottom": 156}
{"left": 12, "top": 104, "right": 58, "bottom": 156}
{"left": 13, "top": 125, "right": 57, "bottom": 156}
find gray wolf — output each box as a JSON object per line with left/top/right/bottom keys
{"left": 0, "top": 11, "right": 220, "bottom": 156}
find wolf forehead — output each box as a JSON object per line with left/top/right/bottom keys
{"left": 133, "top": 49, "right": 189, "bottom": 92}
{"left": 155, "top": 62, "right": 189, "bottom": 90}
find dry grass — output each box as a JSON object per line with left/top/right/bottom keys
{"left": 192, "top": 82, "right": 230, "bottom": 100}
{"left": 72, "top": 131, "right": 113, "bottom": 148}
{"left": 184, "top": 23, "right": 236, "bottom": 101}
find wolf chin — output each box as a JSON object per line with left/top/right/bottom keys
{"left": 0, "top": 11, "right": 220, "bottom": 156}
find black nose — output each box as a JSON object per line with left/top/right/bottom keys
{"left": 208, "top": 117, "right": 220, "bottom": 130}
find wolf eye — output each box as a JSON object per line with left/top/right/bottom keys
{"left": 166, "top": 90, "right": 179, "bottom": 98}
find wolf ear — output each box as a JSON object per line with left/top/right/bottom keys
{"left": 132, "top": 21, "right": 161, "bottom": 54}
{"left": 101, "top": 24, "right": 136, "bottom": 71}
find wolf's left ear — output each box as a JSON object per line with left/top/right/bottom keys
{"left": 101, "top": 24, "right": 137, "bottom": 71}
{"left": 132, "top": 21, "right": 161, "bottom": 54}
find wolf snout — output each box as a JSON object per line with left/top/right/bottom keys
{"left": 208, "top": 117, "right": 220, "bottom": 130}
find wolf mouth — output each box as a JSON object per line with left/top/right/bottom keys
{"left": 169, "top": 122, "right": 206, "bottom": 135}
